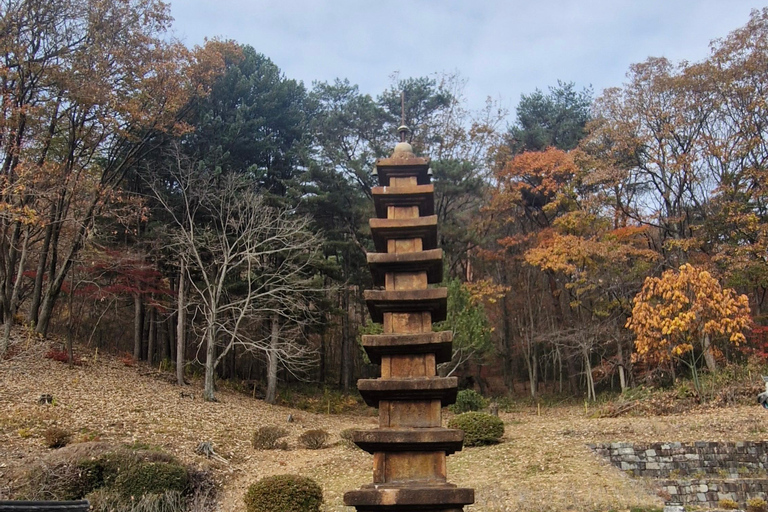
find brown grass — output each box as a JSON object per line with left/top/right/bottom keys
{"left": 2, "top": 338, "right": 767, "bottom": 511}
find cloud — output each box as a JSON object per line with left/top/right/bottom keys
{"left": 169, "top": 0, "right": 759, "bottom": 111}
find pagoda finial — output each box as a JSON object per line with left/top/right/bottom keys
{"left": 401, "top": 90, "right": 405, "bottom": 127}
{"left": 393, "top": 90, "right": 413, "bottom": 157}
{"left": 397, "top": 91, "right": 410, "bottom": 143}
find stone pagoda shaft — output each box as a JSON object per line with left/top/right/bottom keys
{"left": 344, "top": 132, "right": 474, "bottom": 512}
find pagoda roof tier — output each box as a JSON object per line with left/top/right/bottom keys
{"left": 367, "top": 249, "right": 443, "bottom": 286}
{"left": 364, "top": 288, "right": 447, "bottom": 323}
{"left": 351, "top": 427, "right": 464, "bottom": 455}
{"left": 370, "top": 216, "right": 438, "bottom": 253}
{"left": 374, "top": 157, "right": 431, "bottom": 186}
{"left": 357, "top": 376, "right": 457, "bottom": 407}
{"left": 372, "top": 184, "right": 435, "bottom": 218}
{"left": 344, "top": 485, "right": 474, "bottom": 510}
{"left": 361, "top": 331, "right": 453, "bottom": 364}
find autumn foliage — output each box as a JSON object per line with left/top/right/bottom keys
{"left": 626, "top": 264, "right": 751, "bottom": 365}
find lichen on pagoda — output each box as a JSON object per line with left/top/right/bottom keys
{"left": 343, "top": 127, "right": 474, "bottom": 511}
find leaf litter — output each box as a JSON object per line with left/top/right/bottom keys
{"left": 2, "top": 341, "right": 767, "bottom": 511}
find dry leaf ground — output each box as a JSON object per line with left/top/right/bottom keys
{"left": 2, "top": 340, "right": 767, "bottom": 512}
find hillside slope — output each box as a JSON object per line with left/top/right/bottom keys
{"left": 2, "top": 342, "right": 767, "bottom": 511}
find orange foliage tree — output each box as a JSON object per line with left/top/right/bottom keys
{"left": 626, "top": 263, "right": 751, "bottom": 393}
{"left": 0, "top": 0, "right": 234, "bottom": 353}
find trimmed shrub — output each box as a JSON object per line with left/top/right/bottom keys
{"left": 719, "top": 498, "right": 739, "bottom": 510}
{"left": 112, "top": 461, "right": 188, "bottom": 498}
{"left": 44, "top": 426, "right": 71, "bottom": 448}
{"left": 338, "top": 428, "right": 359, "bottom": 449}
{"left": 748, "top": 497, "right": 768, "bottom": 512}
{"left": 87, "top": 489, "right": 186, "bottom": 512}
{"left": 252, "top": 426, "right": 289, "bottom": 450}
{"left": 244, "top": 474, "right": 322, "bottom": 512}
{"left": 16, "top": 444, "right": 191, "bottom": 503}
{"left": 449, "top": 389, "right": 488, "bottom": 414}
{"left": 298, "top": 429, "right": 328, "bottom": 450}
{"left": 447, "top": 412, "right": 504, "bottom": 447}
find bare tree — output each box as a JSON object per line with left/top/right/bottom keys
{"left": 151, "top": 151, "right": 324, "bottom": 401}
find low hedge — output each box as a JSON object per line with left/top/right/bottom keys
{"left": 447, "top": 411, "right": 504, "bottom": 447}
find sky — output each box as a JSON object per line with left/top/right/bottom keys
{"left": 168, "top": 1, "right": 763, "bottom": 117}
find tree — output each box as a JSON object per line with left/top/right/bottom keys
{"left": 508, "top": 81, "right": 592, "bottom": 154}
{"left": 183, "top": 44, "right": 310, "bottom": 201}
{"left": 152, "top": 155, "right": 325, "bottom": 402}
{"left": 693, "top": 9, "right": 768, "bottom": 314}
{"left": 587, "top": 58, "right": 713, "bottom": 255}
{"left": 434, "top": 278, "right": 497, "bottom": 377}
{"left": 0, "top": 0, "right": 226, "bottom": 352}
{"left": 626, "top": 263, "right": 751, "bottom": 394}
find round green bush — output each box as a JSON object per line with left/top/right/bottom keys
{"left": 244, "top": 474, "right": 322, "bottom": 512}
{"left": 447, "top": 412, "right": 504, "bottom": 447}
{"left": 112, "top": 461, "right": 189, "bottom": 498}
{"left": 449, "top": 389, "right": 488, "bottom": 413}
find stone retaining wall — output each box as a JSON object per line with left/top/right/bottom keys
{"left": 590, "top": 442, "right": 768, "bottom": 478}
{"left": 589, "top": 442, "right": 768, "bottom": 508}
{"left": 658, "top": 478, "right": 768, "bottom": 506}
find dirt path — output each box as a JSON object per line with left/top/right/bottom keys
{"left": 2, "top": 344, "right": 766, "bottom": 511}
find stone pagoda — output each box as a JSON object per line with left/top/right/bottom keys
{"left": 343, "top": 126, "right": 474, "bottom": 511}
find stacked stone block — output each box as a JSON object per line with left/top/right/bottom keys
{"left": 344, "top": 137, "right": 474, "bottom": 511}
{"left": 590, "top": 442, "right": 768, "bottom": 507}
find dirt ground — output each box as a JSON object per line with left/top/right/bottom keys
{"left": 2, "top": 340, "right": 768, "bottom": 512}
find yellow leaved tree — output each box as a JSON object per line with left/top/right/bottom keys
{"left": 626, "top": 264, "right": 751, "bottom": 394}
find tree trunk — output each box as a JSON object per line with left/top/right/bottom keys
{"left": 147, "top": 306, "right": 156, "bottom": 365}
{"left": 702, "top": 333, "right": 717, "bottom": 372}
{"left": 1, "top": 225, "right": 30, "bottom": 355}
{"left": 133, "top": 294, "right": 143, "bottom": 361}
{"left": 28, "top": 216, "right": 54, "bottom": 326}
{"left": 266, "top": 313, "right": 279, "bottom": 404}
{"left": 161, "top": 314, "right": 170, "bottom": 362}
{"left": 584, "top": 346, "right": 596, "bottom": 401}
{"left": 526, "top": 344, "right": 538, "bottom": 398}
{"left": 340, "top": 285, "right": 351, "bottom": 391}
{"left": 176, "top": 259, "right": 186, "bottom": 386}
{"left": 617, "top": 338, "right": 628, "bottom": 392}
{"left": 203, "top": 322, "right": 216, "bottom": 401}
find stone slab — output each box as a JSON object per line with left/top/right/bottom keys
{"left": 365, "top": 288, "right": 448, "bottom": 323}
{"left": 368, "top": 249, "right": 443, "bottom": 286}
{"left": 357, "top": 377, "right": 458, "bottom": 407}
{"left": 370, "top": 216, "right": 438, "bottom": 253}
{"left": 352, "top": 428, "right": 464, "bottom": 455}
{"left": 361, "top": 331, "right": 453, "bottom": 364}
{"left": 374, "top": 158, "right": 431, "bottom": 187}
{"left": 372, "top": 184, "right": 435, "bottom": 218}
{"left": 344, "top": 485, "right": 474, "bottom": 510}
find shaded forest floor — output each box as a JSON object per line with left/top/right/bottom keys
{"left": 2, "top": 337, "right": 768, "bottom": 511}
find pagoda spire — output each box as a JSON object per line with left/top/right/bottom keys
{"left": 343, "top": 124, "right": 474, "bottom": 511}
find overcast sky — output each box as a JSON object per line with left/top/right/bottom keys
{"left": 168, "top": 1, "right": 762, "bottom": 117}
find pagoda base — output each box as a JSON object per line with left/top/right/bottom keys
{"left": 344, "top": 484, "right": 474, "bottom": 511}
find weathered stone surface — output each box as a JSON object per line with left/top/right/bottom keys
{"left": 357, "top": 377, "right": 458, "bottom": 407}
{"left": 372, "top": 184, "right": 435, "bottom": 218}
{"left": 361, "top": 332, "right": 453, "bottom": 364}
{"left": 370, "top": 216, "right": 438, "bottom": 253}
{"left": 347, "top": 137, "right": 471, "bottom": 510}
{"left": 593, "top": 442, "right": 768, "bottom": 508}
{"left": 344, "top": 485, "right": 474, "bottom": 511}
{"left": 374, "top": 157, "right": 431, "bottom": 186}
{"left": 365, "top": 288, "right": 448, "bottom": 323}
{"left": 352, "top": 428, "right": 464, "bottom": 455}
{"left": 368, "top": 249, "right": 443, "bottom": 286}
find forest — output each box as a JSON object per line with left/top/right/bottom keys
{"left": 1, "top": 0, "right": 767, "bottom": 405}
